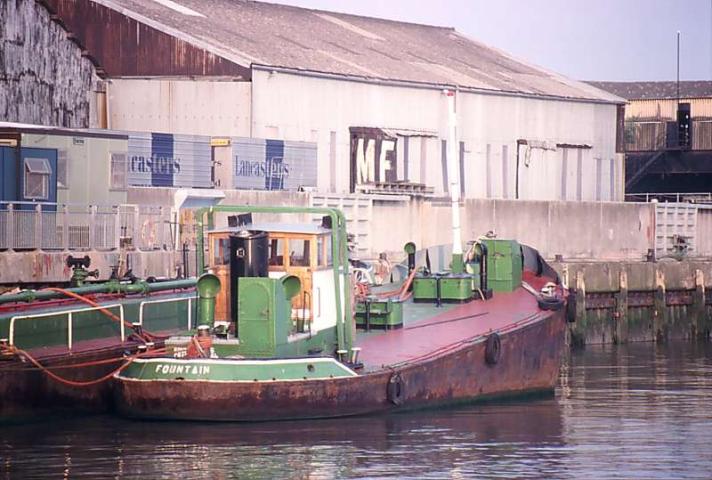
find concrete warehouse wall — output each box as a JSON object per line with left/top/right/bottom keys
{"left": 250, "top": 69, "right": 623, "bottom": 201}
{"left": 0, "top": 250, "right": 177, "bottom": 285}
{"left": 128, "top": 188, "right": 656, "bottom": 261}
{"left": 127, "top": 187, "right": 312, "bottom": 227}
{"left": 0, "top": 0, "right": 96, "bottom": 128}
{"left": 107, "top": 79, "right": 251, "bottom": 137}
{"left": 368, "top": 198, "right": 655, "bottom": 261}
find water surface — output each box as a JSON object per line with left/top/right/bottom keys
{"left": 2, "top": 342, "right": 712, "bottom": 479}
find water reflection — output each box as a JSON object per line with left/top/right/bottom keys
{"left": 1, "top": 342, "right": 711, "bottom": 479}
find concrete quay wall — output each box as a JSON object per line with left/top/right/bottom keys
{"left": 369, "top": 198, "right": 656, "bottom": 262}
{"left": 558, "top": 260, "right": 712, "bottom": 346}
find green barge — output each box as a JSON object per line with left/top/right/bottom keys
{"left": 0, "top": 274, "right": 198, "bottom": 419}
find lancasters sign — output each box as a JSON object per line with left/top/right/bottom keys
{"left": 231, "top": 138, "right": 317, "bottom": 191}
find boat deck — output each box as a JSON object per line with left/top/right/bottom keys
{"left": 356, "top": 272, "right": 550, "bottom": 370}
{"left": 16, "top": 329, "right": 175, "bottom": 362}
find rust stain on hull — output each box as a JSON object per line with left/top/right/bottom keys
{"left": 115, "top": 310, "right": 566, "bottom": 421}
{"left": 0, "top": 341, "right": 164, "bottom": 420}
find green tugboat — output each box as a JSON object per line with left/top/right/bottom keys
{"left": 113, "top": 203, "right": 567, "bottom": 421}
{"left": 1, "top": 91, "right": 567, "bottom": 421}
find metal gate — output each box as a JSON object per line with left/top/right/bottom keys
{"left": 310, "top": 194, "right": 373, "bottom": 258}
{"left": 654, "top": 203, "right": 697, "bottom": 258}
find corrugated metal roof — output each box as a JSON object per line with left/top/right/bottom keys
{"left": 91, "top": 0, "right": 621, "bottom": 103}
{"left": 588, "top": 81, "right": 712, "bottom": 100}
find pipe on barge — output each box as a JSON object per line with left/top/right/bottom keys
{"left": 0, "top": 278, "right": 197, "bottom": 305}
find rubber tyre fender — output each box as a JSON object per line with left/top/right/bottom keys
{"left": 484, "top": 333, "right": 501, "bottom": 366}
{"left": 387, "top": 372, "right": 405, "bottom": 406}
{"left": 537, "top": 296, "right": 565, "bottom": 311}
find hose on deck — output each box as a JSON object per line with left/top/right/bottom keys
{"left": 44, "top": 287, "right": 162, "bottom": 343}
{"left": 0, "top": 344, "right": 167, "bottom": 387}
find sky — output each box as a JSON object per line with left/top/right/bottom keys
{"left": 270, "top": 0, "right": 712, "bottom": 82}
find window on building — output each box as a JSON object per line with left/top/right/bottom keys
{"left": 110, "top": 153, "right": 128, "bottom": 190}
{"left": 289, "top": 239, "right": 310, "bottom": 267}
{"left": 24, "top": 158, "right": 51, "bottom": 200}
{"left": 616, "top": 105, "right": 625, "bottom": 153}
{"left": 57, "top": 150, "right": 68, "bottom": 189}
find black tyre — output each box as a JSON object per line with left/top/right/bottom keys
{"left": 538, "top": 296, "right": 565, "bottom": 311}
{"left": 484, "top": 333, "right": 501, "bottom": 366}
{"left": 387, "top": 373, "right": 404, "bottom": 405}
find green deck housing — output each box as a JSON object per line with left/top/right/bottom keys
{"left": 482, "top": 239, "right": 523, "bottom": 292}
{"left": 412, "top": 274, "right": 475, "bottom": 303}
{"left": 227, "top": 277, "right": 338, "bottom": 358}
{"left": 237, "top": 277, "right": 291, "bottom": 357}
{"left": 355, "top": 297, "right": 404, "bottom": 329}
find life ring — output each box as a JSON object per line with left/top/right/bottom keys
{"left": 386, "top": 372, "right": 404, "bottom": 405}
{"left": 537, "top": 296, "right": 565, "bottom": 311}
{"left": 484, "top": 333, "right": 501, "bottom": 366}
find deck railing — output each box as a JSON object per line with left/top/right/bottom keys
{"left": 0, "top": 201, "right": 172, "bottom": 252}
{"left": 138, "top": 296, "right": 194, "bottom": 331}
{"left": 9, "top": 303, "right": 126, "bottom": 350}
{"left": 625, "top": 192, "right": 712, "bottom": 203}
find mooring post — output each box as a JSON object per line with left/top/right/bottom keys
{"left": 654, "top": 269, "right": 667, "bottom": 343}
{"left": 572, "top": 270, "right": 587, "bottom": 346}
{"left": 615, "top": 269, "right": 628, "bottom": 344}
{"left": 693, "top": 269, "right": 707, "bottom": 339}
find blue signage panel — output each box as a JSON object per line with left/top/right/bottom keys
{"left": 128, "top": 132, "right": 212, "bottom": 188}
{"left": 150, "top": 133, "right": 175, "bottom": 187}
{"left": 232, "top": 138, "right": 317, "bottom": 190}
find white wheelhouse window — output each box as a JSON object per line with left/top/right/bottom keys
{"left": 24, "top": 157, "right": 51, "bottom": 200}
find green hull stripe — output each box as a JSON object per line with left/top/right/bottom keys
{"left": 117, "top": 357, "right": 357, "bottom": 382}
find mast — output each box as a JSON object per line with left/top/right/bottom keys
{"left": 445, "top": 89, "right": 464, "bottom": 273}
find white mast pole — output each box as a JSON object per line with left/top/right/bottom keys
{"left": 445, "top": 89, "right": 463, "bottom": 267}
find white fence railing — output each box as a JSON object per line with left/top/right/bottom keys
{"left": 9, "top": 303, "right": 126, "bottom": 350}
{"left": 0, "top": 201, "right": 172, "bottom": 252}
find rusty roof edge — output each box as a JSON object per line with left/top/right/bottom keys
{"left": 90, "top": 0, "right": 260, "bottom": 68}
{"left": 0, "top": 122, "right": 130, "bottom": 139}
{"left": 252, "top": 64, "right": 624, "bottom": 106}
{"left": 587, "top": 81, "right": 712, "bottom": 101}
{"left": 450, "top": 31, "right": 627, "bottom": 105}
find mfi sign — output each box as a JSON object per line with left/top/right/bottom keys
{"left": 350, "top": 128, "right": 397, "bottom": 192}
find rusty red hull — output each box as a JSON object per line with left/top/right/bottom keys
{"left": 115, "top": 308, "right": 566, "bottom": 421}
{"left": 0, "top": 339, "right": 166, "bottom": 420}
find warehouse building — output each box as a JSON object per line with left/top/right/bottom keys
{"left": 3, "top": 0, "right": 625, "bottom": 202}
{"left": 589, "top": 81, "right": 712, "bottom": 198}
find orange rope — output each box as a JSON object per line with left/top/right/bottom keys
{"left": 3, "top": 355, "right": 127, "bottom": 372}
{"left": 45, "top": 287, "right": 133, "bottom": 328}
{"left": 373, "top": 269, "right": 417, "bottom": 300}
{"left": 5, "top": 345, "right": 167, "bottom": 387}
{"left": 44, "top": 287, "right": 159, "bottom": 342}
